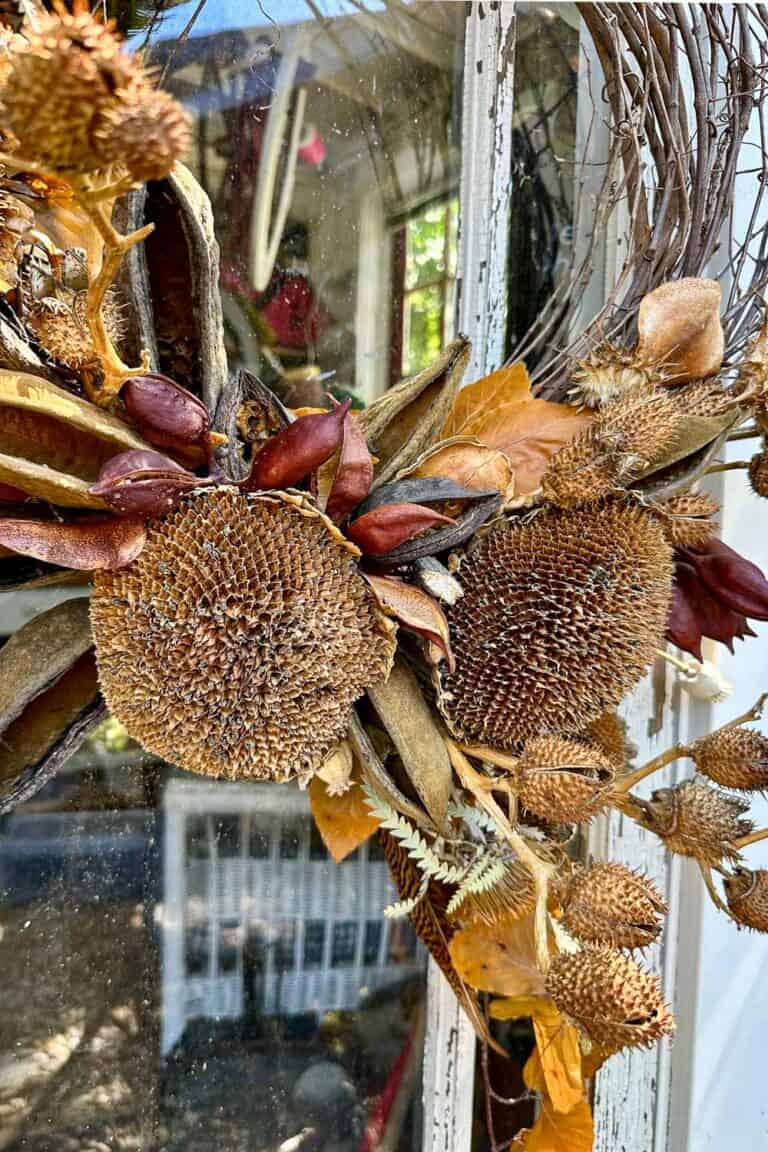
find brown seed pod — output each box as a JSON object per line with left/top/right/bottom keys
{"left": 438, "top": 502, "right": 674, "bottom": 749}
{"left": 581, "top": 711, "right": 630, "bottom": 770}
{"left": 636, "top": 278, "right": 724, "bottom": 384}
{"left": 639, "top": 780, "right": 753, "bottom": 866}
{"left": 651, "top": 491, "right": 720, "bottom": 549}
{"left": 447, "top": 859, "right": 536, "bottom": 927}
{"left": 724, "top": 868, "right": 768, "bottom": 932}
{"left": 516, "top": 737, "right": 615, "bottom": 823}
{"left": 561, "top": 862, "right": 667, "bottom": 950}
{"left": 569, "top": 346, "right": 661, "bottom": 408}
{"left": 542, "top": 388, "right": 683, "bottom": 508}
{"left": 749, "top": 450, "right": 768, "bottom": 499}
{"left": 546, "top": 945, "right": 675, "bottom": 1052}
{"left": 672, "top": 378, "right": 734, "bottom": 418}
{"left": 690, "top": 726, "right": 768, "bottom": 792}
{"left": 91, "top": 487, "right": 396, "bottom": 782}
{"left": 92, "top": 82, "right": 191, "bottom": 183}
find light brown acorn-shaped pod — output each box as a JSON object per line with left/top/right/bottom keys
{"left": 638, "top": 780, "right": 753, "bottom": 866}
{"left": 91, "top": 487, "right": 396, "bottom": 782}
{"left": 542, "top": 387, "right": 683, "bottom": 508}
{"left": 516, "top": 737, "right": 616, "bottom": 823}
{"left": 546, "top": 945, "right": 675, "bottom": 1052}
{"left": 560, "top": 862, "right": 667, "bottom": 950}
{"left": 438, "top": 501, "right": 674, "bottom": 749}
{"left": 650, "top": 491, "right": 720, "bottom": 550}
{"left": 690, "top": 726, "right": 768, "bottom": 792}
{"left": 724, "top": 868, "right": 768, "bottom": 932}
{"left": 749, "top": 449, "right": 768, "bottom": 499}
{"left": 636, "top": 278, "right": 724, "bottom": 384}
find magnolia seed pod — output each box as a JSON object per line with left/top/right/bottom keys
{"left": 639, "top": 780, "right": 752, "bottom": 866}
{"left": 749, "top": 450, "right": 768, "bottom": 498}
{"left": 724, "top": 868, "right": 768, "bottom": 932}
{"left": 561, "top": 862, "right": 667, "bottom": 950}
{"left": 690, "top": 726, "right": 768, "bottom": 791}
{"left": 636, "top": 278, "right": 724, "bottom": 383}
{"left": 516, "top": 737, "right": 615, "bottom": 823}
{"left": 546, "top": 946, "right": 675, "bottom": 1051}
{"left": 652, "top": 491, "right": 720, "bottom": 550}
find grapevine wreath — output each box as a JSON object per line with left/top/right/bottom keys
{"left": 2, "top": 6, "right": 768, "bottom": 1150}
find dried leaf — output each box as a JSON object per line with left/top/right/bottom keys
{"left": 366, "top": 657, "right": 452, "bottom": 830}
{"left": 347, "top": 502, "right": 454, "bottom": 554}
{"left": 449, "top": 913, "right": 546, "bottom": 997}
{"left": 632, "top": 410, "right": 739, "bottom": 482}
{"left": 493, "top": 995, "right": 583, "bottom": 1114}
{"left": 364, "top": 573, "right": 454, "bottom": 670}
{"left": 324, "top": 412, "right": 374, "bottom": 522}
{"left": 443, "top": 364, "right": 593, "bottom": 494}
{"left": 403, "top": 436, "right": 514, "bottom": 500}
{"left": 309, "top": 755, "right": 380, "bottom": 863}
{"left": 514, "top": 1098, "right": 594, "bottom": 1152}
{"left": 0, "top": 516, "right": 146, "bottom": 570}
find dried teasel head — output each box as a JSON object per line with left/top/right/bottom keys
{"left": 438, "top": 502, "right": 674, "bottom": 749}
{"left": 638, "top": 780, "right": 753, "bottom": 867}
{"left": 90, "top": 487, "right": 396, "bottom": 782}
{"left": 749, "top": 449, "right": 768, "bottom": 499}
{"left": 569, "top": 345, "right": 661, "bottom": 408}
{"left": 560, "top": 862, "right": 667, "bottom": 951}
{"left": 690, "top": 726, "right": 768, "bottom": 792}
{"left": 651, "top": 491, "right": 720, "bottom": 550}
{"left": 546, "top": 946, "right": 675, "bottom": 1052}
{"left": 516, "top": 737, "right": 615, "bottom": 824}
{"left": 724, "top": 868, "right": 768, "bottom": 933}
{"left": 541, "top": 387, "right": 683, "bottom": 508}
{"left": 636, "top": 278, "right": 724, "bottom": 384}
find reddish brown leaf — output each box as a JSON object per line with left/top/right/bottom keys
{"left": 325, "top": 412, "right": 374, "bottom": 522}
{"left": 245, "top": 399, "right": 351, "bottom": 491}
{"left": 347, "top": 502, "right": 455, "bottom": 555}
{"left": 0, "top": 516, "right": 146, "bottom": 570}
{"left": 364, "top": 572, "right": 454, "bottom": 670}
{"left": 0, "top": 483, "right": 30, "bottom": 502}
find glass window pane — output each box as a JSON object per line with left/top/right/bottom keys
{"left": 403, "top": 284, "right": 443, "bottom": 376}
{"left": 405, "top": 201, "right": 448, "bottom": 290}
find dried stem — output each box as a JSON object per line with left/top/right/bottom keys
{"left": 728, "top": 425, "right": 761, "bottom": 442}
{"left": 699, "top": 863, "right": 728, "bottom": 913}
{"left": 735, "top": 826, "right": 768, "bottom": 851}
{"left": 705, "top": 461, "right": 751, "bottom": 475}
{"left": 613, "top": 745, "right": 689, "bottom": 795}
{"left": 458, "top": 744, "right": 520, "bottom": 773}
{"left": 719, "top": 691, "right": 768, "bottom": 732}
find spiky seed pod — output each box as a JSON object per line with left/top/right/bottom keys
{"left": 0, "top": 191, "right": 32, "bottom": 291}
{"left": 672, "top": 378, "right": 734, "bottom": 418}
{"left": 92, "top": 83, "right": 191, "bottom": 182}
{"left": 690, "top": 726, "right": 768, "bottom": 792}
{"left": 724, "top": 868, "right": 768, "bottom": 932}
{"left": 542, "top": 388, "right": 683, "bottom": 508}
{"left": 0, "top": 9, "right": 143, "bottom": 172}
{"left": 561, "top": 862, "right": 667, "bottom": 950}
{"left": 448, "top": 859, "right": 536, "bottom": 926}
{"left": 91, "top": 487, "right": 396, "bottom": 782}
{"left": 438, "top": 502, "right": 674, "bottom": 749}
{"left": 569, "top": 345, "right": 661, "bottom": 408}
{"left": 640, "top": 780, "right": 753, "bottom": 866}
{"left": 581, "top": 711, "right": 630, "bottom": 771}
{"left": 651, "top": 491, "right": 720, "bottom": 549}
{"left": 25, "top": 304, "right": 97, "bottom": 370}
{"left": 516, "top": 737, "right": 615, "bottom": 823}
{"left": 546, "top": 946, "right": 675, "bottom": 1051}
{"left": 749, "top": 450, "right": 768, "bottom": 499}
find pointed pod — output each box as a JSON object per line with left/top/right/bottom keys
{"left": 90, "top": 450, "right": 206, "bottom": 518}
{"left": 347, "top": 501, "right": 455, "bottom": 555}
{"left": 325, "top": 410, "right": 374, "bottom": 522}
{"left": 666, "top": 565, "right": 704, "bottom": 660}
{"left": 683, "top": 538, "right": 768, "bottom": 620}
{"left": 122, "top": 373, "right": 210, "bottom": 445}
{"left": 245, "top": 398, "right": 351, "bottom": 492}
{"left": 0, "top": 516, "right": 146, "bottom": 570}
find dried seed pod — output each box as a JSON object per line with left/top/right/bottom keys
{"left": 685, "top": 537, "right": 768, "bottom": 620}
{"left": 673, "top": 378, "right": 734, "bottom": 418}
{"left": 122, "top": 374, "right": 210, "bottom": 453}
{"left": 92, "top": 82, "right": 191, "bottom": 182}
{"left": 25, "top": 303, "right": 98, "bottom": 371}
{"left": 448, "top": 859, "right": 536, "bottom": 926}
{"left": 749, "top": 450, "right": 768, "bottom": 499}
{"left": 651, "top": 491, "right": 720, "bottom": 549}
{"left": 91, "top": 487, "right": 396, "bottom": 782}
{"left": 569, "top": 345, "right": 660, "bottom": 408}
{"left": 546, "top": 946, "right": 675, "bottom": 1052}
{"left": 724, "top": 868, "right": 768, "bottom": 932}
{"left": 639, "top": 780, "right": 752, "bottom": 866}
{"left": 542, "top": 388, "right": 683, "bottom": 508}
{"left": 246, "top": 400, "right": 351, "bottom": 491}
{"left": 690, "top": 726, "right": 768, "bottom": 792}
{"left": 561, "top": 862, "right": 667, "bottom": 950}
{"left": 581, "top": 711, "right": 630, "bottom": 770}
{"left": 438, "top": 502, "right": 674, "bottom": 749}
{"left": 636, "top": 278, "right": 724, "bottom": 383}
{"left": 516, "top": 737, "right": 615, "bottom": 823}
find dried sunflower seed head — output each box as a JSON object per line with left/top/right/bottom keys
{"left": 749, "top": 450, "right": 768, "bottom": 499}
{"left": 561, "top": 862, "right": 667, "bottom": 950}
{"left": 651, "top": 491, "right": 720, "bottom": 549}
{"left": 546, "top": 945, "right": 675, "bottom": 1051}
{"left": 438, "top": 502, "right": 674, "bottom": 749}
{"left": 91, "top": 487, "right": 396, "bottom": 782}
{"left": 517, "top": 737, "right": 615, "bottom": 823}
{"left": 690, "top": 726, "right": 768, "bottom": 792}
{"left": 639, "top": 780, "right": 752, "bottom": 866}
{"left": 724, "top": 868, "right": 768, "bottom": 932}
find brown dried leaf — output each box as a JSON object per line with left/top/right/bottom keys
{"left": 309, "top": 755, "right": 380, "bottom": 863}
{"left": 449, "top": 913, "right": 546, "bottom": 997}
{"left": 494, "top": 996, "right": 583, "bottom": 1114}
{"left": 0, "top": 516, "right": 146, "bottom": 570}
{"left": 364, "top": 573, "right": 454, "bottom": 670}
{"left": 442, "top": 364, "right": 593, "bottom": 494}
{"left": 403, "top": 436, "right": 515, "bottom": 500}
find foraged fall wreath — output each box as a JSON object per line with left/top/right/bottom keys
{"left": 3, "top": 6, "right": 768, "bottom": 1150}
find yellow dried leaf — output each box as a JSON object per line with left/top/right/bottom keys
{"left": 491, "top": 995, "right": 583, "bottom": 1113}
{"left": 514, "top": 1099, "right": 594, "bottom": 1152}
{"left": 442, "top": 364, "right": 593, "bottom": 493}
{"left": 404, "top": 436, "right": 515, "bottom": 500}
{"left": 309, "top": 757, "right": 380, "bottom": 863}
{"left": 449, "top": 913, "right": 546, "bottom": 997}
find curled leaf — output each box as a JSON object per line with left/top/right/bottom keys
{"left": 443, "top": 363, "right": 593, "bottom": 494}
{"left": 90, "top": 449, "right": 206, "bottom": 518}
{"left": 246, "top": 399, "right": 351, "bottom": 491}
{"left": 364, "top": 572, "right": 454, "bottom": 670}
{"left": 347, "top": 502, "right": 454, "bottom": 555}
{"left": 0, "top": 516, "right": 146, "bottom": 570}
{"left": 366, "top": 493, "right": 500, "bottom": 570}
{"left": 309, "top": 751, "right": 380, "bottom": 863}
{"left": 324, "top": 411, "right": 374, "bottom": 522}
{"left": 403, "top": 436, "right": 514, "bottom": 500}
{"left": 449, "top": 913, "right": 546, "bottom": 997}
{"left": 492, "top": 995, "right": 583, "bottom": 1114}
